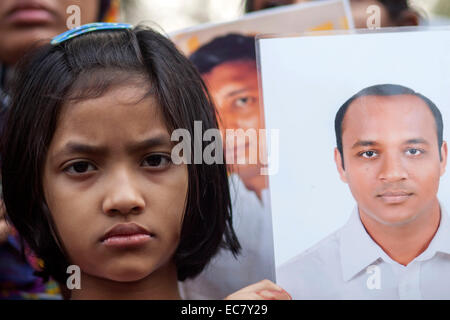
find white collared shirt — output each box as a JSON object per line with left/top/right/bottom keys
{"left": 277, "top": 206, "right": 450, "bottom": 299}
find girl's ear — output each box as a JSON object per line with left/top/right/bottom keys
{"left": 334, "top": 147, "right": 348, "bottom": 184}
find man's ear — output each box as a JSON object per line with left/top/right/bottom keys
{"left": 334, "top": 147, "right": 348, "bottom": 183}
{"left": 395, "top": 9, "right": 419, "bottom": 27}
{"left": 440, "top": 141, "right": 448, "bottom": 177}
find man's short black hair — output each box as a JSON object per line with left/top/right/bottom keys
{"left": 189, "top": 33, "right": 256, "bottom": 74}
{"left": 335, "top": 84, "right": 444, "bottom": 165}
{"left": 2, "top": 26, "right": 240, "bottom": 283}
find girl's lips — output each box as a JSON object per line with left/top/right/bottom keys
{"left": 102, "top": 234, "right": 152, "bottom": 248}
{"left": 101, "top": 223, "right": 155, "bottom": 248}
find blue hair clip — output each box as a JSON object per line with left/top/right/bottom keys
{"left": 51, "top": 22, "right": 133, "bottom": 45}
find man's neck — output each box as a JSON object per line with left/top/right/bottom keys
{"left": 359, "top": 201, "right": 441, "bottom": 266}
{"left": 241, "top": 172, "right": 267, "bottom": 201}
{"left": 70, "top": 261, "right": 181, "bottom": 300}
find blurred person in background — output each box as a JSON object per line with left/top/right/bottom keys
{"left": 423, "top": 0, "right": 450, "bottom": 26}
{"left": 245, "top": 0, "right": 420, "bottom": 28}
{"left": 0, "top": 0, "right": 118, "bottom": 299}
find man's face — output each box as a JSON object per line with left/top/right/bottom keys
{"left": 203, "top": 60, "right": 263, "bottom": 179}
{"left": 0, "top": 0, "right": 99, "bottom": 65}
{"left": 335, "top": 94, "right": 447, "bottom": 226}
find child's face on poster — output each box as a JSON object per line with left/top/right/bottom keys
{"left": 42, "top": 85, "right": 189, "bottom": 282}
{"left": 335, "top": 94, "right": 447, "bottom": 226}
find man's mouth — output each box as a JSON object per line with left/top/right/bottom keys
{"left": 225, "top": 142, "right": 251, "bottom": 163}
{"left": 376, "top": 191, "right": 413, "bottom": 204}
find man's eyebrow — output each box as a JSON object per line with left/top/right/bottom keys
{"left": 404, "top": 138, "right": 429, "bottom": 145}
{"left": 226, "top": 88, "right": 252, "bottom": 97}
{"left": 351, "top": 140, "right": 378, "bottom": 149}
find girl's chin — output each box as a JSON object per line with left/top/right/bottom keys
{"left": 96, "top": 267, "right": 153, "bottom": 283}
{"left": 107, "top": 272, "right": 151, "bottom": 283}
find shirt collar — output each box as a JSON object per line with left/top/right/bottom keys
{"left": 416, "top": 205, "right": 450, "bottom": 260}
{"left": 339, "top": 207, "right": 384, "bottom": 282}
{"left": 339, "top": 204, "right": 450, "bottom": 281}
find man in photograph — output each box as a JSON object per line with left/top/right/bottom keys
{"left": 190, "top": 34, "right": 267, "bottom": 200}
{"left": 277, "top": 84, "right": 450, "bottom": 299}
{"left": 179, "top": 34, "right": 274, "bottom": 299}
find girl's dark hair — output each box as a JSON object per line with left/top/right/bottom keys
{"left": 1, "top": 26, "right": 240, "bottom": 283}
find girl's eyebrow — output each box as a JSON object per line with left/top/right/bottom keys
{"left": 54, "top": 134, "right": 172, "bottom": 159}
{"left": 56, "top": 142, "right": 108, "bottom": 158}
{"left": 126, "top": 135, "right": 172, "bottom": 153}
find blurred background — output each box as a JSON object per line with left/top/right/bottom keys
{"left": 120, "top": 0, "right": 244, "bottom": 33}
{"left": 119, "top": 0, "right": 450, "bottom": 34}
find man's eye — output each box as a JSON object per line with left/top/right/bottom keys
{"left": 406, "top": 148, "right": 423, "bottom": 156}
{"left": 64, "top": 161, "right": 96, "bottom": 174}
{"left": 234, "top": 96, "right": 254, "bottom": 108}
{"left": 142, "top": 154, "right": 171, "bottom": 169}
{"left": 361, "top": 151, "right": 377, "bottom": 158}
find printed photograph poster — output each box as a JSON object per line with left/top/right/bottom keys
{"left": 171, "top": 0, "right": 352, "bottom": 55}
{"left": 172, "top": 0, "right": 353, "bottom": 299}
{"left": 257, "top": 27, "right": 450, "bottom": 299}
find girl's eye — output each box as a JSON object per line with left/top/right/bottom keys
{"left": 64, "top": 161, "right": 97, "bottom": 174}
{"left": 406, "top": 148, "right": 423, "bottom": 156}
{"left": 142, "top": 154, "right": 171, "bottom": 169}
{"left": 361, "top": 151, "right": 378, "bottom": 158}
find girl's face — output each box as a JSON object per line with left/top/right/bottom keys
{"left": 43, "top": 84, "right": 188, "bottom": 282}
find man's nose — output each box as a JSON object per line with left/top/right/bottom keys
{"left": 377, "top": 152, "right": 408, "bottom": 182}
{"left": 102, "top": 169, "right": 145, "bottom": 216}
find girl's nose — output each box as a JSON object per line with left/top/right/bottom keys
{"left": 102, "top": 170, "right": 145, "bottom": 216}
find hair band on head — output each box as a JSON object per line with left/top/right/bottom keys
{"left": 51, "top": 22, "right": 133, "bottom": 45}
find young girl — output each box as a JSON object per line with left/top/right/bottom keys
{"left": 1, "top": 23, "right": 289, "bottom": 300}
